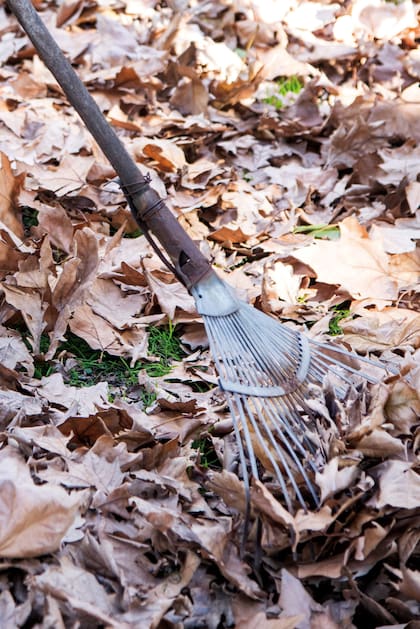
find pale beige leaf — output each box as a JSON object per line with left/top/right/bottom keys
{"left": 294, "top": 217, "right": 398, "bottom": 300}
{"left": 0, "top": 448, "right": 84, "bottom": 558}
{"left": 0, "top": 151, "right": 24, "bottom": 239}
{"left": 34, "top": 372, "right": 109, "bottom": 415}
{"left": 143, "top": 262, "right": 196, "bottom": 320}
{"left": 0, "top": 327, "right": 33, "bottom": 375}
{"left": 341, "top": 307, "right": 420, "bottom": 351}
{"left": 279, "top": 569, "right": 333, "bottom": 629}
{"left": 316, "top": 458, "right": 359, "bottom": 503}
{"left": 367, "top": 461, "right": 420, "bottom": 509}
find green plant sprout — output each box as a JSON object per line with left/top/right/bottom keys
{"left": 328, "top": 304, "right": 352, "bottom": 336}
{"left": 294, "top": 224, "right": 340, "bottom": 240}
{"left": 191, "top": 436, "right": 221, "bottom": 470}
{"left": 263, "top": 76, "right": 303, "bottom": 109}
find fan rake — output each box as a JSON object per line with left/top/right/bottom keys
{"left": 8, "top": 0, "right": 392, "bottom": 520}
{"left": 193, "top": 273, "right": 385, "bottom": 513}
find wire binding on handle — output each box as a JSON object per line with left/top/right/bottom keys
{"left": 119, "top": 177, "right": 181, "bottom": 279}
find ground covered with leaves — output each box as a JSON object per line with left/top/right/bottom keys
{"left": 0, "top": 0, "right": 419, "bottom": 627}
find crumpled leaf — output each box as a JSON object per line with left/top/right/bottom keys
{"left": 0, "top": 447, "right": 85, "bottom": 558}
{"left": 316, "top": 458, "right": 360, "bottom": 503}
{"left": 367, "top": 461, "right": 420, "bottom": 510}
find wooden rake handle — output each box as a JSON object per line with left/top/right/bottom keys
{"left": 7, "top": 0, "right": 212, "bottom": 288}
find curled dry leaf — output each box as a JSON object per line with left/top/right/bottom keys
{"left": 143, "top": 260, "right": 196, "bottom": 319}
{"left": 134, "top": 137, "right": 186, "bottom": 173}
{"left": 0, "top": 326, "right": 33, "bottom": 375}
{"left": 367, "top": 460, "right": 420, "bottom": 510}
{"left": 279, "top": 569, "right": 334, "bottom": 629}
{"left": 31, "top": 556, "right": 115, "bottom": 623}
{"left": 32, "top": 372, "right": 109, "bottom": 416}
{"left": 70, "top": 303, "right": 149, "bottom": 362}
{"left": 316, "top": 457, "right": 360, "bottom": 503}
{"left": 0, "top": 447, "right": 85, "bottom": 558}
{"left": 0, "top": 151, "right": 24, "bottom": 239}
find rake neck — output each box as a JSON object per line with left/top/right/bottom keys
{"left": 8, "top": 0, "right": 212, "bottom": 289}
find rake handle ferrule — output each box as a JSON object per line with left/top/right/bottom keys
{"left": 8, "top": 0, "right": 212, "bottom": 289}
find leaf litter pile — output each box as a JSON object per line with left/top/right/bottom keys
{"left": 0, "top": 0, "right": 419, "bottom": 626}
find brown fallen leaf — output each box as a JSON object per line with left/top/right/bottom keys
{"left": 367, "top": 460, "right": 420, "bottom": 510}
{"left": 0, "top": 151, "right": 24, "bottom": 239}
{"left": 70, "top": 303, "right": 149, "bottom": 362}
{"left": 279, "top": 569, "right": 337, "bottom": 629}
{"left": 316, "top": 458, "right": 360, "bottom": 503}
{"left": 32, "top": 372, "right": 109, "bottom": 416}
{"left": 232, "top": 594, "right": 302, "bottom": 629}
{"left": 143, "top": 260, "right": 196, "bottom": 319}
{"left": 133, "top": 137, "right": 186, "bottom": 173}
{"left": 36, "top": 203, "right": 75, "bottom": 253}
{"left": 2, "top": 284, "right": 46, "bottom": 354}
{"left": 0, "top": 325, "right": 34, "bottom": 375}
{"left": 0, "top": 447, "right": 85, "bottom": 558}
{"left": 341, "top": 307, "right": 420, "bottom": 352}
{"left": 30, "top": 556, "right": 117, "bottom": 624}
{"left": 294, "top": 217, "right": 399, "bottom": 301}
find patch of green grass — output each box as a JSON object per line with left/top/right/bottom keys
{"left": 263, "top": 76, "right": 303, "bottom": 109}
{"left": 191, "top": 437, "right": 221, "bottom": 470}
{"left": 294, "top": 224, "right": 340, "bottom": 240}
{"left": 328, "top": 303, "right": 352, "bottom": 336}
{"left": 148, "top": 321, "right": 183, "bottom": 364}
{"left": 21, "top": 206, "right": 39, "bottom": 236}
{"left": 60, "top": 324, "right": 183, "bottom": 395}
{"left": 123, "top": 228, "right": 142, "bottom": 239}
{"left": 140, "top": 390, "right": 157, "bottom": 408}
{"left": 12, "top": 320, "right": 184, "bottom": 401}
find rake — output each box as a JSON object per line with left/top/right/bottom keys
{"left": 8, "top": 0, "right": 390, "bottom": 516}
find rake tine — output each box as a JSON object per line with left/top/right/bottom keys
{"left": 311, "top": 353, "right": 377, "bottom": 386}
{"left": 250, "top": 397, "right": 317, "bottom": 509}
{"left": 310, "top": 339, "right": 397, "bottom": 376}
{"left": 263, "top": 398, "right": 320, "bottom": 503}
{"left": 226, "top": 395, "right": 253, "bottom": 550}
{"left": 241, "top": 395, "right": 296, "bottom": 511}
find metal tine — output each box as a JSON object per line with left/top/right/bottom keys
{"left": 310, "top": 339, "right": 397, "bottom": 376}
{"left": 310, "top": 355, "right": 358, "bottom": 387}
{"left": 268, "top": 394, "right": 321, "bottom": 470}
{"left": 203, "top": 313, "right": 323, "bottom": 511}
{"left": 263, "top": 394, "right": 318, "bottom": 465}
{"left": 251, "top": 396, "right": 320, "bottom": 507}
{"left": 240, "top": 311, "right": 305, "bottom": 381}
{"left": 227, "top": 395, "right": 252, "bottom": 501}
{"left": 226, "top": 395, "right": 253, "bottom": 551}
{"left": 222, "top": 313, "right": 295, "bottom": 385}
{"left": 241, "top": 394, "right": 307, "bottom": 510}
{"left": 223, "top": 307, "right": 302, "bottom": 379}
{"left": 310, "top": 351, "right": 377, "bottom": 385}
{"left": 217, "top": 310, "right": 298, "bottom": 386}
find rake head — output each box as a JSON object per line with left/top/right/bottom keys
{"left": 192, "top": 272, "right": 388, "bottom": 514}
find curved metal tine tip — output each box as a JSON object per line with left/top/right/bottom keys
{"left": 309, "top": 338, "right": 397, "bottom": 378}
{"left": 227, "top": 391, "right": 321, "bottom": 513}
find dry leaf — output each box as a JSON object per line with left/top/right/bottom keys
{"left": 0, "top": 447, "right": 85, "bottom": 558}
{"left": 316, "top": 458, "right": 359, "bottom": 503}
{"left": 367, "top": 461, "right": 420, "bottom": 510}
{"left": 294, "top": 217, "right": 399, "bottom": 300}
